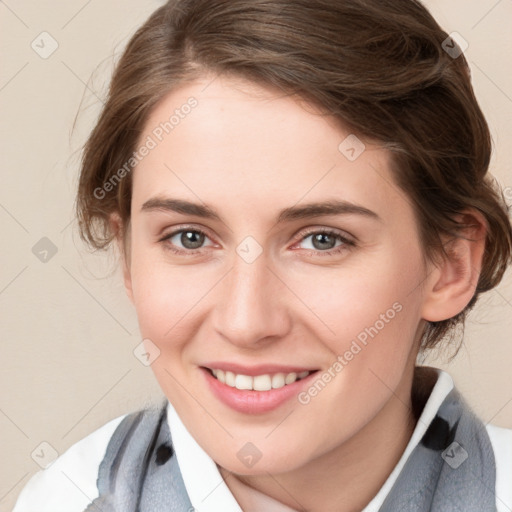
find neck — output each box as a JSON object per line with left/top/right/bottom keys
{"left": 221, "top": 364, "right": 434, "bottom": 512}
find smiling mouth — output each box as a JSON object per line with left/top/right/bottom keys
{"left": 204, "top": 367, "right": 318, "bottom": 391}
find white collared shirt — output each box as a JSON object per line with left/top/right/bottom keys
{"left": 13, "top": 368, "right": 512, "bottom": 511}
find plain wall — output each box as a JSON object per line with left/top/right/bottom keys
{"left": 1, "top": 1, "right": 511, "bottom": 510}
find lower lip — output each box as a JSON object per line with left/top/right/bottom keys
{"left": 201, "top": 367, "right": 317, "bottom": 414}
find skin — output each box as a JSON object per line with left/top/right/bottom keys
{"left": 113, "top": 72, "right": 486, "bottom": 512}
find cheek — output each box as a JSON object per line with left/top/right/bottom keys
{"left": 128, "top": 258, "right": 210, "bottom": 402}
{"left": 290, "top": 248, "right": 424, "bottom": 349}
{"left": 128, "top": 243, "right": 198, "bottom": 337}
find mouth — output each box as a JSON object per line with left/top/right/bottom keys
{"left": 204, "top": 367, "right": 316, "bottom": 391}
{"left": 200, "top": 364, "right": 320, "bottom": 414}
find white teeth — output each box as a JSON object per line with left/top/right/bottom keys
{"left": 225, "top": 371, "right": 236, "bottom": 387}
{"left": 253, "top": 374, "right": 272, "bottom": 391}
{"left": 211, "top": 369, "right": 312, "bottom": 391}
{"left": 271, "top": 373, "right": 286, "bottom": 389}
{"left": 235, "top": 374, "right": 253, "bottom": 390}
{"left": 284, "top": 372, "right": 297, "bottom": 385}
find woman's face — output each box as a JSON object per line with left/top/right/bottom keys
{"left": 122, "top": 73, "right": 432, "bottom": 474}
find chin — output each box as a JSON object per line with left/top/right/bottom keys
{"left": 208, "top": 438, "right": 314, "bottom": 476}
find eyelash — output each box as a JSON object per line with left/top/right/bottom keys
{"left": 158, "top": 225, "right": 356, "bottom": 257}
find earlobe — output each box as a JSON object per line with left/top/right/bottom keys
{"left": 121, "top": 247, "right": 134, "bottom": 305}
{"left": 109, "top": 213, "right": 134, "bottom": 304}
{"left": 421, "top": 211, "right": 487, "bottom": 322}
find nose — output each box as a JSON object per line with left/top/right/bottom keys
{"left": 212, "top": 247, "right": 292, "bottom": 349}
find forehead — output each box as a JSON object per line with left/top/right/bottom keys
{"left": 144, "top": 74, "right": 343, "bottom": 155}
{"left": 132, "top": 74, "right": 408, "bottom": 225}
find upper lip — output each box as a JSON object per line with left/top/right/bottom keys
{"left": 201, "top": 362, "right": 319, "bottom": 376}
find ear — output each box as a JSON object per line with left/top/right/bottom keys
{"left": 421, "top": 209, "right": 487, "bottom": 322}
{"left": 109, "top": 213, "right": 134, "bottom": 304}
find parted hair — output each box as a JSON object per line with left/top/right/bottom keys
{"left": 76, "top": 0, "right": 512, "bottom": 354}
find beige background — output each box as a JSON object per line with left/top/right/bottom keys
{"left": 1, "top": 0, "right": 511, "bottom": 510}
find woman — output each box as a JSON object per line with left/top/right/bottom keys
{"left": 13, "top": 0, "right": 512, "bottom": 510}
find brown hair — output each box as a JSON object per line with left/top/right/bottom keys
{"left": 76, "top": 0, "right": 512, "bottom": 355}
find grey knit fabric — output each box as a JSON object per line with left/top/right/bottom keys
{"left": 83, "top": 400, "right": 193, "bottom": 512}
{"left": 84, "top": 385, "right": 497, "bottom": 511}
{"left": 379, "top": 386, "right": 497, "bottom": 512}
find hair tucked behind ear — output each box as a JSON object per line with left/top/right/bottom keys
{"left": 75, "top": 0, "right": 512, "bottom": 356}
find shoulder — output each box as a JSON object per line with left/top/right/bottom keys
{"left": 13, "top": 412, "right": 129, "bottom": 512}
{"left": 486, "top": 423, "right": 512, "bottom": 512}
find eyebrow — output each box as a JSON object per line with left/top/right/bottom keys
{"left": 140, "top": 197, "right": 380, "bottom": 223}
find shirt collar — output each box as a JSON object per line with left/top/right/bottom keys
{"left": 362, "top": 367, "right": 454, "bottom": 511}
